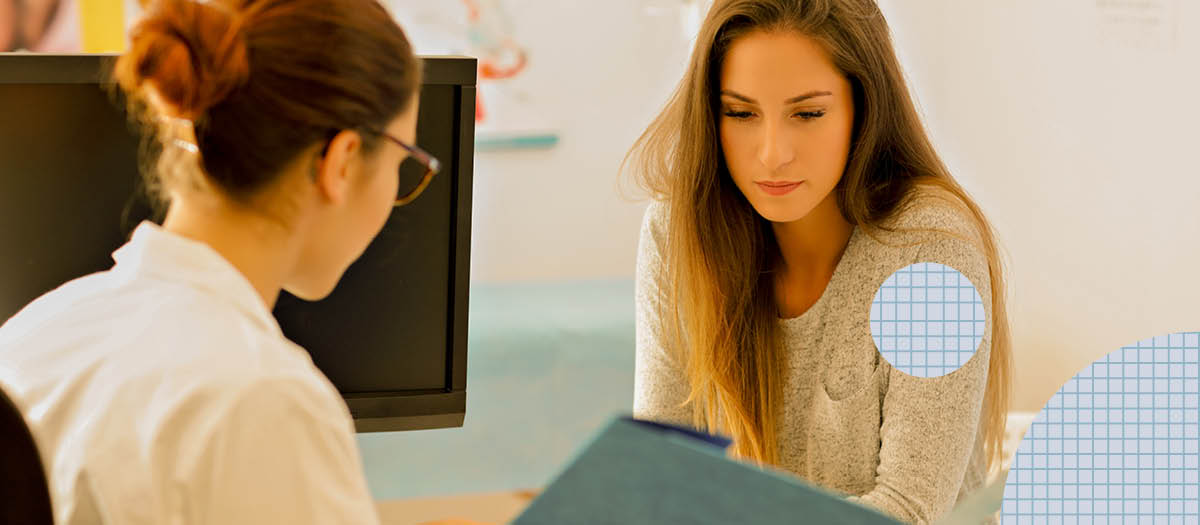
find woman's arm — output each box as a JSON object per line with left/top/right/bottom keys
{"left": 632, "top": 202, "right": 694, "bottom": 428}
{"left": 851, "top": 231, "right": 994, "bottom": 524}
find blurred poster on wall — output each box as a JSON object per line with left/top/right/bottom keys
{"left": 389, "top": 0, "right": 557, "bottom": 151}
{"left": 1094, "top": 0, "right": 1179, "bottom": 51}
{"left": 1, "top": 0, "right": 137, "bottom": 52}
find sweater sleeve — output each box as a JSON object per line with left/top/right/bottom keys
{"left": 849, "top": 209, "right": 994, "bottom": 524}
{"left": 632, "top": 202, "right": 694, "bottom": 428}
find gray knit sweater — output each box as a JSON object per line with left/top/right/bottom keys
{"left": 633, "top": 194, "right": 994, "bottom": 524}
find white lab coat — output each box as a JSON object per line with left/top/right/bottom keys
{"left": 0, "top": 222, "right": 381, "bottom": 524}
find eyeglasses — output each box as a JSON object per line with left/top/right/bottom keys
{"left": 321, "top": 129, "right": 442, "bottom": 207}
{"left": 376, "top": 131, "right": 441, "bottom": 207}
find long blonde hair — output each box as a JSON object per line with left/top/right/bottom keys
{"left": 626, "top": 0, "right": 1011, "bottom": 473}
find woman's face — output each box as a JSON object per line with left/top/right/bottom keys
{"left": 288, "top": 96, "right": 419, "bottom": 301}
{"left": 718, "top": 30, "right": 855, "bottom": 224}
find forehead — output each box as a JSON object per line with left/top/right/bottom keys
{"left": 719, "top": 30, "right": 845, "bottom": 98}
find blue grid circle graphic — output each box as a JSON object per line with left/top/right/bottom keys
{"left": 1002, "top": 332, "right": 1200, "bottom": 524}
{"left": 869, "top": 262, "right": 986, "bottom": 378}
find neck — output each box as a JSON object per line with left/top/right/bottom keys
{"left": 162, "top": 193, "right": 298, "bottom": 310}
{"left": 771, "top": 191, "right": 854, "bottom": 280}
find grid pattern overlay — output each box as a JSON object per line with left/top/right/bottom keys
{"left": 1002, "top": 332, "right": 1200, "bottom": 524}
{"left": 869, "top": 262, "right": 985, "bottom": 378}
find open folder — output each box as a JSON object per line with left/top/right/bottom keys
{"left": 512, "top": 416, "right": 904, "bottom": 524}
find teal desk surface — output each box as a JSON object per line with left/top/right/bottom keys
{"left": 358, "top": 279, "right": 636, "bottom": 500}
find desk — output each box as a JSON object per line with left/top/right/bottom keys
{"left": 377, "top": 490, "right": 536, "bottom": 525}
{"left": 370, "top": 410, "right": 1034, "bottom": 524}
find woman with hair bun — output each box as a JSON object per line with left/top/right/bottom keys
{"left": 0, "top": 0, "right": 438, "bottom": 522}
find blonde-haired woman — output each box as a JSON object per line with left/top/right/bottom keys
{"left": 630, "top": 0, "right": 1011, "bottom": 522}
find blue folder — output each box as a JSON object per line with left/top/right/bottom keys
{"left": 512, "top": 415, "right": 904, "bottom": 524}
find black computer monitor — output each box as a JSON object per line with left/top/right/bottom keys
{"left": 0, "top": 53, "right": 475, "bottom": 432}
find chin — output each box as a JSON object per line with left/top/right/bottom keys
{"left": 747, "top": 197, "right": 817, "bottom": 224}
{"left": 282, "top": 288, "right": 326, "bottom": 302}
{"left": 283, "top": 278, "right": 341, "bottom": 302}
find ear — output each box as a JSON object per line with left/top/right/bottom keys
{"left": 313, "top": 129, "right": 363, "bottom": 206}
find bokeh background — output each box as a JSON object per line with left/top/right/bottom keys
{"left": 4, "top": 0, "right": 1196, "bottom": 500}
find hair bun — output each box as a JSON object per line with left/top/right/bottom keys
{"left": 115, "top": 0, "right": 250, "bottom": 120}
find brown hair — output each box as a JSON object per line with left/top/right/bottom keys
{"left": 627, "top": 0, "right": 1011, "bottom": 474}
{"left": 114, "top": 0, "right": 421, "bottom": 202}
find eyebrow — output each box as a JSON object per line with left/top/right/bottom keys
{"left": 719, "top": 89, "right": 833, "bottom": 104}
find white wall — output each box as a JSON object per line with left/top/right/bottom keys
{"left": 390, "top": 0, "right": 703, "bottom": 283}
{"left": 392, "top": 1, "right": 1200, "bottom": 411}
{"left": 877, "top": 0, "right": 1200, "bottom": 411}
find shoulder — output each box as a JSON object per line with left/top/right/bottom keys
{"left": 879, "top": 184, "right": 987, "bottom": 249}
{"left": 137, "top": 302, "right": 331, "bottom": 419}
{"left": 640, "top": 200, "right": 670, "bottom": 245}
{"left": 144, "top": 364, "right": 352, "bottom": 473}
{"left": 209, "top": 372, "right": 347, "bottom": 428}
{"left": 101, "top": 305, "right": 340, "bottom": 441}
{"left": 892, "top": 184, "right": 993, "bottom": 299}
{"left": 636, "top": 200, "right": 673, "bottom": 277}
{"left": 0, "top": 271, "right": 113, "bottom": 346}
{"left": 860, "top": 184, "right": 995, "bottom": 298}
{"left": 4, "top": 270, "right": 323, "bottom": 401}
{"left": 143, "top": 369, "right": 363, "bottom": 519}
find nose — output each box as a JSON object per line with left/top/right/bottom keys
{"left": 756, "top": 117, "right": 795, "bottom": 173}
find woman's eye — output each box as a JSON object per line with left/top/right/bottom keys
{"left": 794, "top": 110, "right": 826, "bottom": 120}
{"left": 723, "top": 110, "right": 754, "bottom": 120}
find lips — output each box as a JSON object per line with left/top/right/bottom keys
{"left": 755, "top": 181, "right": 804, "bottom": 196}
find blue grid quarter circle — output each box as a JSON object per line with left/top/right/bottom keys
{"left": 1002, "top": 332, "right": 1200, "bottom": 524}
{"left": 869, "top": 262, "right": 985, "bottom": 378}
